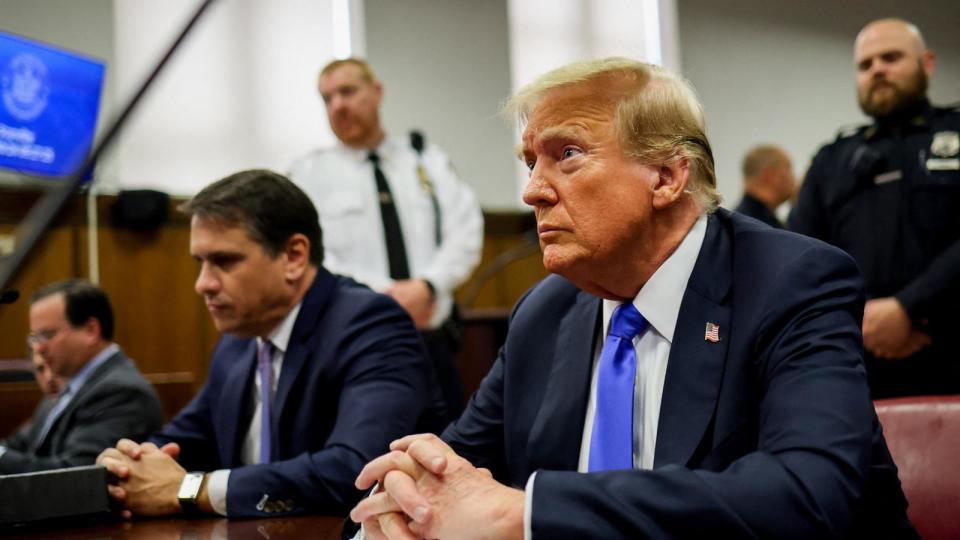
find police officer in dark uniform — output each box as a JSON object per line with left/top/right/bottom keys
{"left": 790, "top": 18, "right": 960, "bottom": 398}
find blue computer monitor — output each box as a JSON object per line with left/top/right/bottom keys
{"left": 0, "top": 31, "right": 105, "bottom": 181}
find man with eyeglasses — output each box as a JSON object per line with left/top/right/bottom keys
{"left": 0, "top": 280, "right": 162, "bottom": 474}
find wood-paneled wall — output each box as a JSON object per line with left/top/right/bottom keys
{"left": 0, "top": 187, "right": 547, "bottom": 436}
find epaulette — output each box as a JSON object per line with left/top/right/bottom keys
{"left": 939, "top": 102, "right": 960, "bottom": 117}
{"left": 836, "top": 123, "right": 868, "bottom": 141}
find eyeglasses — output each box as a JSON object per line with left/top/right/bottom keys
{"left": 26, "top": 327, "right": 65, "bottom": 347}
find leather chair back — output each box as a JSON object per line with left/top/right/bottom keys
{"left": 875, "top": 396, "right": 960, "bottom": 540}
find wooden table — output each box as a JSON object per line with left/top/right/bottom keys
{"left": 2, "top": 515, "right": 346, "bottom": 539}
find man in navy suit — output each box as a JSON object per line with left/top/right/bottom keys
{"left": 97, "top": 170, "right": 443, "bottom": 518}
{"left": 349, "top": 58, "right": 916, "bottom": 539}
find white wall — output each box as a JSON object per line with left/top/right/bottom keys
{"left": 108, "top": 0, "right": 335, "bottom": 195}
{"left": 677, "top": 0, "right": 960, "bottom": 210}
{"left": 366, "top": 0, "right": 680, "bottom": 210}
{"left": 363, "top": 0, "right": 516, "bottom": 209}
{"left": 0, "top": 0, "right": 338, "bottom": 195}
{"left": 6, "top": 1, "right": 956, "bottom": 209}
{"left": 505, "top": 0, "right": 679, "bottom": 206}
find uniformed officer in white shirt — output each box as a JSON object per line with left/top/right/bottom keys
{"left": 289, "top": 58, "right": 484, "bottom": 422}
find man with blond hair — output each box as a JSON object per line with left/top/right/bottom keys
{"left": 790, "top": 18, "right": 960, "bottom": 398}
{"left": 290, "top": 58, "right": 483, "bottom": 422}
{"left": 735, "top": 145, "right": 796, "bottom": 228}
{"left": 347, "top": 58, "right": 916, "bottom": 539}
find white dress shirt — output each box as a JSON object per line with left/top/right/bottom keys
{"left": 523, "top": 213, "right": 708, "bottom": 538}
{"left": 206, "top": 303, "right": 301, "bottom": 516}
{"left": 289, "top": 136, "right": 484, "bottom": 328}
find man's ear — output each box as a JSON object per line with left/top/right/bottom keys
{"left": 283, "top": 233, "right": 311, "bottom": 281}
{"left": 81, "top": 317, "right": 103, "bottom": 344}
{"left": 922, "top": 49, "right": 936, "bottom": 78}
{"left": 651, "top": 157, "right": 691, "bottom": 210}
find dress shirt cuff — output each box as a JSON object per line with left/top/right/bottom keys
{"left": 524, "top": 471, "right": 536, "bottom": 540}
{"left": 207, "top": 469, "right": 230, "bottom": 516}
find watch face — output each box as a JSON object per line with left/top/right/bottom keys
{"left": 178, "top": 472, "right": 204, "bottom": 500}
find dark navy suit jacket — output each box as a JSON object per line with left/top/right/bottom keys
{"left": 153, "top": 267, "right": 444, "bottom": 517}
{"left": 443, "top": 210, "right": 915, "bottom": 539}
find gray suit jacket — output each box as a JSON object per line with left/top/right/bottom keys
{"left": 0, "top": 350, "right": 163, "bottom": 474}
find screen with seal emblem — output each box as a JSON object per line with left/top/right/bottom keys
{"left": 0, "top": 31, "right": 105, "bottom": 181}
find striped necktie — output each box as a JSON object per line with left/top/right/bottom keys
{"left": 258, "top": 339, "right": 275, "bottom": 464}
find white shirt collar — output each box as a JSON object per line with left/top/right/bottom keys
{"left": 336, "top": 136, "right": 397, "bottom": 163}
{"left": 602, "top": 213, "right": 708, "bottom": 344}
{"left": 258, "top": 302, "right": 301, "bottom": 355}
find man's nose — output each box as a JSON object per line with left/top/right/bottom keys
{"left": 328, "top": 94, "right": 347, "bottom": 114}
{"left": 870, "top": 61, "right": 889, "bottom": 80}
{"left": 522, "top": 166, "right": 557, "bottom": 208}
{"left": 194, "top": 264, "right": 219, "bottom": 296}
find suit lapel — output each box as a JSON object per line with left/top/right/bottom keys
{"left": 654, "top": 212, "right": 733, "bottom": 467}
{"left": 27, "top": 397, "right": 58, "bottom": 453}
{"left": 217, "top": 340, "right": 257, "bottom": 467}
{"left": 527, "top": 290, "right": 600, "bottom": 472}
{"left": 215, "top": 271, "right": 333, "bottom": 465}
{"left": 58, "top": 352, "right": 122, "bottom": 415}
{"left": 272, "top": 334, "right": 311, "bottom": 452}
{"left": 273, "top": 269, "right": 334, "bottom": 456}
{"left": 32, "top": 352, "right": 123, "bottom": 451}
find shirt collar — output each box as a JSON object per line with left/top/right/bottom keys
{"left": 336, "top": 136, "right": 397, "bottom": 163}
{"left": 258, "top": 302, "right": 301, "bottom": 355}
{"left": 602, "top": 213, "right": 708, "bottom": 344}
{"left": 64, "top": 342, "right": 120, "bottom": 395}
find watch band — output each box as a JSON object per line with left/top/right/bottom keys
{"left": 177, "top": 472, "right": 206, "bottom": 514}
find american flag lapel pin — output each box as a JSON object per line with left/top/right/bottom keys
{"left": 704, "top": 322, "right": 720, "bottom": 343}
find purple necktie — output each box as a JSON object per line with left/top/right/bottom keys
{"left": 258, "top": 339, "right": 275, "bottom": 464}
{"left": 589, "top": 303, "right": 648, "bottom": 472}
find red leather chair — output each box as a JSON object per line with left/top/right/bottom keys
{"left": 875, "top": 396, "right": 960, "bottom": 540}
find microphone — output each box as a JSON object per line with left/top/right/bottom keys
{"left": 0, "top": 289, "right": 20, "bottom": 304}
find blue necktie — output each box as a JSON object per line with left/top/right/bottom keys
{"left": 589, "top": 303, "right": 648, "bottom": 472}
{"left": 258, "top": 340, "right": 275, "bottom": 464}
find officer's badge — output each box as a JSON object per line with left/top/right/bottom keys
{"left": 931, "top": 131, "right": 960, "bottom": 157}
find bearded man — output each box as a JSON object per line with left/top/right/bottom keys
{"left": 789, "top": 18, "right": 960, "bottom": 398}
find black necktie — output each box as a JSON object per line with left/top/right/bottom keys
{"left": 368, "top": 152, "right": 410, "bottom": 279}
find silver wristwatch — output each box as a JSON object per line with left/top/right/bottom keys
{"left": 177, "top": 472, "right": 206, "bottom": 514}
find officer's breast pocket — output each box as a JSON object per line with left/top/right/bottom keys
{"left": 317, "top": 192, "right": 369, "bottom": 252}
{"left": 912, "top": 167, "right": 960, "bottom": 232}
